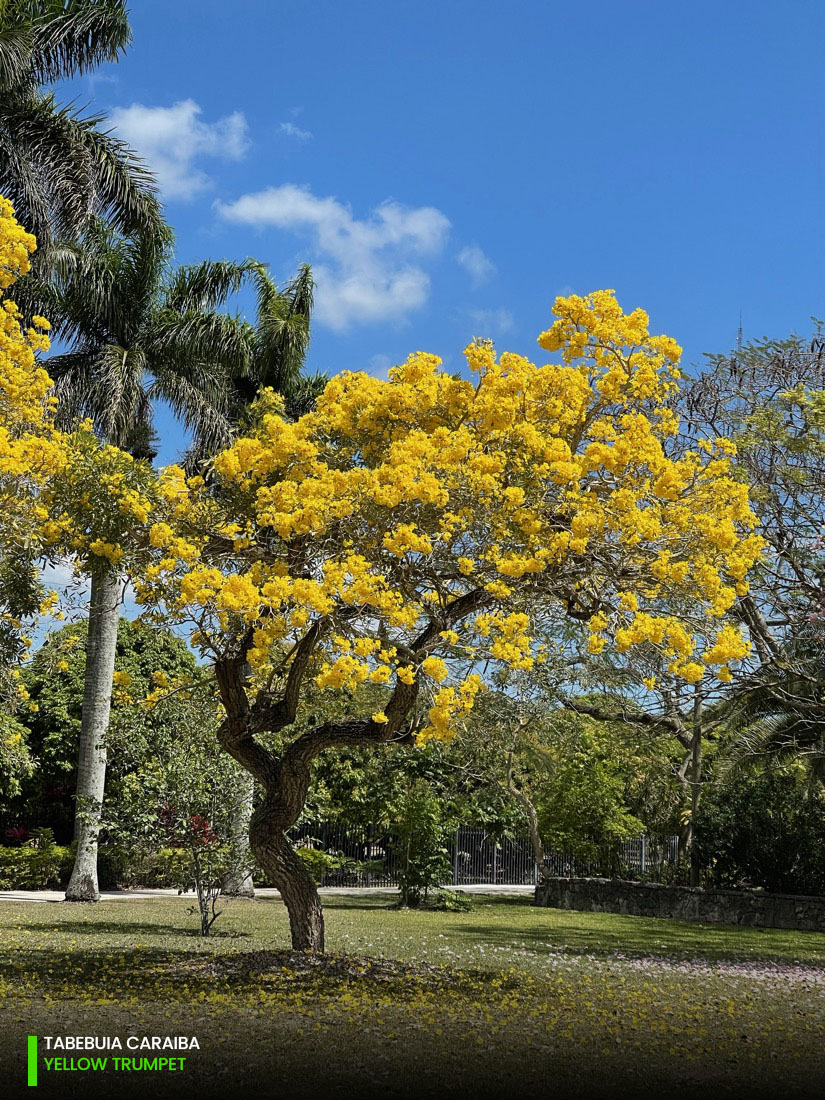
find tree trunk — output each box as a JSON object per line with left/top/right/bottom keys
{"left": 689, "top": 690, "right": 703, "bottom": 889}
{"left": 250, "top": 800, "right": 324, "bottom": 951}
{"left": 505, "top": 748, "right": 546, "bottom": 879}
{"left": 221, "top": 771, "right": 256, "bottom": 897}
{"left": 65, "top": 563, "right": 123, "bottom": 902}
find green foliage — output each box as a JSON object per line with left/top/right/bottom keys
{"left": 395, "top": 779, "right": 451, "bottom": 907}
{"left": 426, "top": 888, "right": 474, "bottom": 911}
{"left": 104, "top": 675, "right": 249, "bottom": 934}
{"left": 306, "top": 726, "right": 519, "bottom": 836}
{"left": 291, "top": 846, "right": 384, "bottom": 886}
{"left": 533, "top": 718, "right": 646, "bottom": 860}
{"left": 698, "top": 767, "right": 825, "bottom": 895}
{"left": 5, "top": 618, "right": 197, "bottom": 838}
{"left": 0, "top": 843, "right": 68, "bottom": 889}
{"left": 0, "top": 710, "right": 33, "bottom": 811}
{"left": 295, "top": 846, "right": 337, "bottom": 884}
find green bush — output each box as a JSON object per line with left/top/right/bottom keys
{"left": 0, "top": 844, "right": 70, "bottom": 889}
{"left": 106, "top": 846, "right": 192, "bottom": 888}
{"left": 0, "top": 843, "right": 228, "bottom": 891}
{"left": 295, "top": 847, "right": 337, "bottom": 884}
{"left": 698, "top": 770, "right": 825, "bottom": 896}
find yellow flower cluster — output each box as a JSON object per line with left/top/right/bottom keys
{"left": 0, "top": 197, "right": 66, "bottom": 655}
{"left": 419, "top": 675, "right": 484, "bottom": 743}
{"left": 136, "top": 289, "right": 764, "bottom": 738}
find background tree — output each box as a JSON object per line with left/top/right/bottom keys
{"left": 30, "top": 222, "right": 260, "bottom": 901}
{"left": 0, "top": 0, "right": 161, "bottom": 261}
{"left": 4, "top": 618, "right": 198, "bottom": 839}
{"left": 682, "top": 330, "right": 825, "bottom": 658}
{"left": 105, "top": 674, "right": 249, "bottom": 935}
{"left": 682, "top": 330, "right": 825, "bottom": 810}
{"left": 465, "top": 689, "right": 647, "bottom": 869}
{"left": 697, "top": 764, "right": 825, "bottom": 895}
{"left": 136, "top": 290, "right": 763, "bottom": 951}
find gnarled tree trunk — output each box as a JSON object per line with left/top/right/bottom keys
{"left": 214, "top": 590, "right": 489, "bottom": 953}
{"left": 65, "top": 562, "right": 123, "bottom": 902}
{"left": 251, "top": 798, "right": 323, "bottom": 951}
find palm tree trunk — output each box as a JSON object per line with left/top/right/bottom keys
{"left": 65, "top": 562, "right": 123, "bottom": 902}
{"left": 221, "top": 771, "right": 256, "bottom": 897}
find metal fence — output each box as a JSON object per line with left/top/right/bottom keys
{"left": 541, "top": 835, "right": 681, "bottom": 880}
{"left": 289, "top": 821, "right": 679, "bottom": 887}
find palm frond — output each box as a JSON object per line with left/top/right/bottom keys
{"left": 165, "top": 258, "right": 263, "bottom": 313}
{"left": 147, "top": 371, "right": 233, "bottom": 459}
{"left": 250, "top": 263, "right": 313, "bottom": 396}
{"left": 0, "top": 20, "right": 32, "bottom": 88}
{"left": 0, "top": 90, "right": 160, "bottom": 245}
{"left": 146, "top": 310, "right": 250, "bottom": 385}
{"left": 28, "top": 0, "right": 130, "bottom": 83}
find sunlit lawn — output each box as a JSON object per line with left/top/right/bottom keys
{"left": 2, "top": 893, "right": 824, "bottom": 1098}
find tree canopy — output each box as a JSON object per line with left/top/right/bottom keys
{"left": 126, "top": 289, "right": 766, "bottom": 950}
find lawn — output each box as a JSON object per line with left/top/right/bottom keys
{"left": 2, "top": 893, "right": 825, "bottom": 1098}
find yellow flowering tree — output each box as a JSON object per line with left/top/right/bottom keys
{"left": 137, "top": 290, "right": 764, "bottom": 951}
{"left": 0, "top": 194, "right": 168, "bottom": 900}
{"left": 0, "top": 195, "right": 64, "bottom": 690}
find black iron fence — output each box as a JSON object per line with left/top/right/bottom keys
{"left": 541, "top": 834, "right": 681, "bottom": 880}
{"left": 289, "top": 821, "right": 679, "bottom": 887}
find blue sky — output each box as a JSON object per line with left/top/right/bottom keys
{"left": 64, "top": 0, "right": 824, "bottom": 466}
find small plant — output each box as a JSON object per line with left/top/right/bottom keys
{"left": 30, "top": 826, "right": 56, "bottom": 850}
{"left": 395, "top": 779, "right": 451, "bottom": 907}
{"left": 428, "top": 888, "right": 473, "bottom": 912}
{"left": 4, "top": 825, "right": 28, "bottom": 846}
{"left": 296, "top": 845, "right": 337, "bottom": 884}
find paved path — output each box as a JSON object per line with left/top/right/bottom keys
{"left": 0, "top": 884, "right": 535, "bottom": 903}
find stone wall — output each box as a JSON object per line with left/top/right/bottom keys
{"left": 535, "top": 876, "right": 825, "bottom": 932}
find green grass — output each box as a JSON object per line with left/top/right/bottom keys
{"left": 2, "top": 894, "right": 825, "bottom": 1098}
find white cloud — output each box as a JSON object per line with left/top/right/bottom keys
{"left": 110, "top": 99, "right": 250, "bottom": 200}
{"left": 279, "top": 121, "right": 313, "bottom": 142}
{"left": 216, "top": 184, "right": 451, "bottom": 330}
{"left": 457, "top": 244, "right": 495, "bottom": 285}
{"left": 468, "top": 308, "right": 514, "bottom": 336}
{"left": 367, "top": 353, "right": 394, "bottom": 378}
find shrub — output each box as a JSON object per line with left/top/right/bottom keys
{"left": 698, "top": 770, "right": 825, "bottom": 896}
{"left": 295, "top": 847, "right": 337, "bottom": 884}
{"left": 0, "top": 844, "right": 70, "bottom": 889}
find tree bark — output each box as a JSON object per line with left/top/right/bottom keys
{"left": 250, "top": 797, "right": 324, "bottom": 951}
{"left": 689, "top": 690, "right": 703, "bottom": 888}
{"left": 221, "top": 771, "right": 256, "bottom": 897}
{"left": 65, "top": 563, "right": 123, "bottom": 902}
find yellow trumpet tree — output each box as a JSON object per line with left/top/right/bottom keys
{"left": 0, "top": 195, "right": 165, "bottom": 900}
{"left": 0, "top": 195, "right": 64, "bottom": 682}
{"left": 136, "top": 290, "right": 765, "bottom": 951}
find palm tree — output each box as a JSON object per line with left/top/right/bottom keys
{"left": 727, "top": 624, "right": 825, "bottom": 795}
{"left": 0, "top": 0, "right": 161, "bottom": 258}
{"left": 183, "top": 262, "right": 325, "bottom": 471}
{"left": 33, "top": 221, "right": 257, "bottom": 900}
{"left": 38, "top": 224, "right": 324, "bottom": 899}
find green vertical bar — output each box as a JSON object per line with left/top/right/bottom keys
{"left": 27, "top": 1035, "right": 37, "bottom": 1087}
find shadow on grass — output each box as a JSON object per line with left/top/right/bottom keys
{"left": 319, "top": 893, "right": 535, "bottom": 913}
{"left": 0, "top": 945, "right": 506, "bottom": 1002}
{"left": 10, "top": 920, "right": 252, "bottom": 938}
